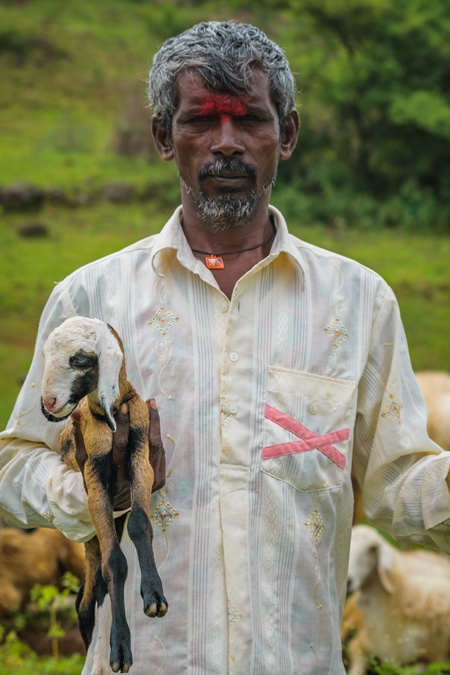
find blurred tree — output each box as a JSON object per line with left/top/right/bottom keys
{"left": 242, "top": 0, "right": 450, "bottom": 229}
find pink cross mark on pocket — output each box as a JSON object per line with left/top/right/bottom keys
{"left": 263, "top": 404, "right": 349, "bottom": 469}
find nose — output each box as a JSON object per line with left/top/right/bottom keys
{"left": 210, "top": 117, "right": 245, "bottom": 156}
{"left": 43, "top": 396, "right": 58, "bottom": 412}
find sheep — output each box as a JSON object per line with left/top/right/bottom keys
{"left": 344, "top": 524, "right": 450, "bottom": 674}
{"left": 40, "top": 316, "right": 168, "bottom": 674}
{"left": 415, "top": 371, "right": 450, "bottom": 451}
{"left": 0, "top": 526, "right": 85, "bottom": 618}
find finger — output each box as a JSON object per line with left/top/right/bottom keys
{"left": 146, "top": 398, "right": 163, "bottom": 447}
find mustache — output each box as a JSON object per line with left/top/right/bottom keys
{"left": 199, "top": 158, "right": 257, "bottom": 181}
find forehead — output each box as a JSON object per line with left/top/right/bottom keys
{"left": 174, "top": 69, "right": 277, "bottom": 116}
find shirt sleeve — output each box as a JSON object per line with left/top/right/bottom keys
{"left": 0, "top": 277, "right": 96, "bottom": 543}
{"left": 354, "top": 284, "right": 450, "bottom": 552}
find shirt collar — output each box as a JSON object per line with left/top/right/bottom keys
{"left": 149, "top": 205, "right": 306, "bottom": 286}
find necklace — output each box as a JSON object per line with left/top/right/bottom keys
{"left": 191, "top": 217, "right": 276, "bottom": 270}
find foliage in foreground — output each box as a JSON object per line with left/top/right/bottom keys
{"left": 0, "top": 633, "right": 84, "bottom": 675}
{"left": 0, "top": 573, "right": 85, "bottom": 674}
{"left": 369, "top": 659, "right": 450, "bottom": 674}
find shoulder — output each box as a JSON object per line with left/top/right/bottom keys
{"left": 290, "top": 233, "right": 390, "bottom": 287}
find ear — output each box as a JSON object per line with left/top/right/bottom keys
{"left": 377, "top": 541, "right": 395, "bottom": 594}
{"left": 152, "top": 118, "right": 175, "bottom": 162}
{"left": 96, "top": 331, "right": 123, "bottom": 432}
{"left": 279, "top": 108, "right": 299, "bottom": 161}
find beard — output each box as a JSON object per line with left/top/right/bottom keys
{"left": 181, "top": 158, "right": 278, "bottom": 231}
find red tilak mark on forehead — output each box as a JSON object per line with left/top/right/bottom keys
{"left": 198, "top": 93, "right": 248, "bottom": 117}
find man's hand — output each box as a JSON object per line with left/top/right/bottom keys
{"left": 71, "top": 398, "right": 166, "bottom": 510}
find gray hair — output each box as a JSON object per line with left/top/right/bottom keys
{"left": 148, "top": 21, "right": 296, "bottom": 134}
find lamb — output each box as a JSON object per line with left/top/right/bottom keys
{"left": 415, "top": 370, "right": 450, "bottom": 451}
{"left": 344, "top": 524, "right": 450, "bottom": 674}
{"left": 40, "top": 316, "right": 168, "bottom": 674}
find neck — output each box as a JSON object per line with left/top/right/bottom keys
{"left": 180, "top": 196, "right": 276, "bottom": 300}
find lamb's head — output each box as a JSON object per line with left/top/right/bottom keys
{"left": 347, "top": 524, "right": 395, "bottom": 595}
{"left": 41, "top": 316, "right": 123, "bottom": 431}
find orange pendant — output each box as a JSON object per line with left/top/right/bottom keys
{"left": 205, "top": 255, "right": 225, "bottom": 269}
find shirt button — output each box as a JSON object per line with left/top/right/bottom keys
{"left": 229, "top": 352, "right": 239, "bottom": 362}
{"left": 219, "top": 300, "right": 228, "bottom": 312}
{"left": 310, "top": 404, "right": 320, "bottom": 415}
{"left": 229, "top": 404, "right": 238, "bottom": 414}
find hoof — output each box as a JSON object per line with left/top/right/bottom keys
{"left": 145, "top": 599, "right": 168, "bottom": 618}
{"left": 110, "top": 641, "right": 133, "bottom": 674}
{"left": 111, "top": 664, "right": 132, "bottom": 674}
{"left": 111, "top": 660, "right": 132, "bottom": 674}
{"left": 143, "top": 589, "right": 168, "bottom": 618}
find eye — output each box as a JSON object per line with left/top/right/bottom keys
{"left": 189, "top": 115, "right": 215, "bottom": 125}
{"left": 70, "top": 353, "right": 96, "bottom": 369}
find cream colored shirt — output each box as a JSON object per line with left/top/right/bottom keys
{"left": 1, "top": 206, "right": 450, "bottom": 674}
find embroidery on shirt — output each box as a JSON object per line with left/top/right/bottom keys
{"left": 262, "top": 481, "right": 278, "bottom": 671}
{"left": 149, "top": 308, "right": 178, "bottom": 336}
{"left": 309, "top": 643, "right": 319, "bottom": 673}
{"left": 15, "top": 382, "right": 38, "bottom": 420}
{"left": 324, "top": 263, "right": 349, "bottom": 377}
{"left": 153, "top": 635, "right": 167, "bottom": 675}
{"left": 381, "top": 394, "right": 403, "bottom": 424}
{"left": 325, "top": 318, "right": 349, "bottom": 348}
{"left": 228, "top": 600, "right": 243, "bottom": 626}
{"left": 276, "top": 277, "right": 289, "bottom": 368}
{"left": 151, "top": 434, "right": 179, "bottom": 570}
{"left": 220, "top": 398, "right": 236, "bottom": 427}
{"left": 263, "top": 404, "right": 348, "bottom": 468}
{"left": 305, "top": 507, "right": 324, "bottom": 609}
{"left": 151, "top": 500, "right": 178, "bottom": 534}
{"left": 305, "top": 509, "right": 324, "bottom": 541}
{"left": 211, "top": 524, "right": 227, "bottom": 674}
{"left": 148, "top": 308, "right": 178, "bottom": 400}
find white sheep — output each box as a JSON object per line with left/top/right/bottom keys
{"left": 416, "top": 371, "right": 450, "bottom": 451}
{"left": 41, "top": 316, "right": 167, "bottom": 675}
{"left": 344, "top": 524, "right": 450, "bottom": 675}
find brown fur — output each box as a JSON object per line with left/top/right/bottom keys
{"left": 0, "top": 527, "right": 84, "bottom": 617}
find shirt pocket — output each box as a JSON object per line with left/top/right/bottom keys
{"left": 261, "top": 367, "right": 357, "bottom": 492}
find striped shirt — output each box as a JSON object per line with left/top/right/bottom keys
{"left": 1, "top": 206, "right": 450, "bottom": 674}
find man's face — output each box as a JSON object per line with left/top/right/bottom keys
{"left": 155, "top": 69, "right": 294, "bottom": 229}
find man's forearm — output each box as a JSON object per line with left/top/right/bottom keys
{"left": 0, "top": 437, "right": 95, "bottom": 542}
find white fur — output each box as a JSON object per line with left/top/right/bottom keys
{"left": 42, "top": 317, "right": 123, "bottom": 429}
{"left": 416, "top": 371, "right": 450, "bottom": 451}
{"left": 344, "top": 525, "right": 450, "bottom": 674}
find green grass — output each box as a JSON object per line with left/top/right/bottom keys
{"left": 0, "top": 632, "right": 84, "bottom": 675}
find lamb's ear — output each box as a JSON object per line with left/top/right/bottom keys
{"left": 377, "top": 541, "right": 395, "bottom": 594}
{"left": 97, "top": 332, "right": 122, "bottom": 432}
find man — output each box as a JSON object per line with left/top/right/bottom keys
{"left": 1, "top": 20, "right": 450, "bottom": 674}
